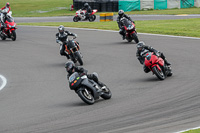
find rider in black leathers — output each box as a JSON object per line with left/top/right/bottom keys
{"left": 117, "top": 10, "right": 135, "bottom": 40}
{"left": 136, "top": 42, "right": 171, "bottom": 73}
{"left": 56, "top": 25, "right": 77, "bottom": 59}
{"left": 81, "top": 3, "right": 92, "bottom": 19}
{"left": 65, "top": 61, "right": 106, "bottom": 88}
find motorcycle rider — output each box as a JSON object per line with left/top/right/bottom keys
{"left": 136, "top": 41, "right": 171, "bottom": 73}
{"left": 0, "top": 2, "right": 11, "bottom": 33}
{"left": 65, "top": 61, "right": 106, "bottom": 89}
{"left": 117, "top": 10, "right": 135, "bottom": 40}
{"left": 56, "top": 25, "right": 77, "bottom": 59}
{"left": 81, "top": 3, "right": 92, "bottom": 19}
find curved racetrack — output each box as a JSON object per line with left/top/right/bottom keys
{"left": 0, "top": 26, "right": 200, "bottom": 133}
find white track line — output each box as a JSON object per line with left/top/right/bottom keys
{"left": 19, "top": 25, "right": 200, "bottom": 40}
{"left": 0, "top": 75, "right": 7, "bottom": 91}
{"left": 174, "top": 126, "right": 200, "bottom": 133}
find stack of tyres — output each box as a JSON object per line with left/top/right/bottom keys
{"left": 107, "top": 1, "right": 113, "bottom": 12}
{"left": 106, "top": 13, "right": 113, "bottom": 21}
{"left": 100, "top": 13, "right": 106, "bottom": 22}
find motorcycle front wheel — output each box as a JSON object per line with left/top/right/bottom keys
{"left": 132, "top": 33, "right": 139, "bottom": 43}
{"left": 77, "top": 88, "right": 95, "bottom": 105}
{"left": 101, "top": 87, "right": 112, "bottom": 100}
{"left": 152, "top": 66, "right": 165, "bottom": 80}
{"left": 11, "top": 30, "right": 16, "bottom": 41}
{"left": 75, "top": 52, "right": 83, "bottom": 66}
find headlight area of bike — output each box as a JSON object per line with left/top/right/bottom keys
{"left": 146, "top": 53, "right": 152, "bottom": 60}
{"left": 7, "top": 24, "right": 15, "bottom": 28}
{"left": 127, "top": 25, "right": 134, "bottom": 30}
{"left": 69, "top": 75, "right": 80, "bottom": 86}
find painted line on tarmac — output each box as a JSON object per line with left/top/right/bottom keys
{"left": 19, "top": 25, "right": 200, "bottom": 40}
{"left": 174, "top": 126, "right": 200, "bottom": 133}
{"left": 0, "top": 75, "right": 7, "bottom": 91}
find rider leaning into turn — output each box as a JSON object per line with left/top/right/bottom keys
{"left": 56, "top": 25, "right": 77, "bottom": 59}
{"left": 65, "top": 61, "right": 106, "bottom": 89}
{"left": 0, "top": 2, "right": 11, "bottom": 32}
{"left": 117, "top": 10, "right": 135, "bottom": 40}
{"left": 136, "top": 42, "right": 171, "bottom": 73}
{"left": 81, "top": 3, "right": 92, "bottom": 19}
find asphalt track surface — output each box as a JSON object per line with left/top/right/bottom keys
{"left": 15, "top": 14, "right": 200, "bottom": 23}
{"left": 0, "top": 26, "right": 200, "bottom": 133}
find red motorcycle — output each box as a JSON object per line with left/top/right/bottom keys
{"left": 0, "top": 10, "right": 17, "bottom": 41}
{"left": 144, "top": 52, "right": 172, "bottom": 80}
{"left": 121, "top": 17, "right": 139, "bottom": 43}
{"left": 73, "top": 9, "right": 97, "bottom": 22}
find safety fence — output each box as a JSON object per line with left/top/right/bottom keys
{"left": 73, "top": 0, "right": 200, "bottom": 12}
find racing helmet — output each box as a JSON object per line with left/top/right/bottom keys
{"left": 118, "top": 10, "right": 124, "bottom": 17}
{"left": 65, "top": 61, "right": 75, "bottom": 74}
{"left": 58, "top": 25, "right": 64, "bottom": 35}
{"left": 6, "top": 2, "right": 10, "bottom": 8}
{"left": 137, "top": 41, "right": 145, "bottom": 51}
{"left": 84, "top": 3, "right": 89, "bottom": 7}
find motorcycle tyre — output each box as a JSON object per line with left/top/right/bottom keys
{"left": 0, "top": 35, "right": 6, "bottom": 40}
{"left": 77, "top": 89, "right": 95, "bottom": 105}
{"left": 132, "top": 33, "right": 139, "bottom": 43}
{"left": 11, "top": 30, "right": 16, "bottom": 41}
{"left": 88, "top": 15, "right": 96, "bottom": 22}
{"left": 152, "top": 66, "right": 165, "bottom": 80}
{"left": 101, "top": 87, "right": 112, "bottom": 100}
{"left": 73, "top": 16, "right": 79, "bottom": 22}
{"left": 75, "top": 52, "right": 83, "bottom": 66}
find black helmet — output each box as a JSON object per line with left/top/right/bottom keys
{"left": 65, "top": 61, "right": 75, "bottom": 74}
{"left": 84, "top": 3, "right": 89, "bottom": 7}
{"left": 58, "top": 25, "right": 64, "bottom": 35}
{"left": 137, "top": 41, "right": 145, "bottom": 51}
{"left": 118, "top": 10, "right": 124, "bottom": 17}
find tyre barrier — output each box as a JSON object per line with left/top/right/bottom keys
{"left": 100, "top": 13, "right": 113, "bottom": 22}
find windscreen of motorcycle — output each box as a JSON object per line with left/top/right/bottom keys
{"left": 69, "top": 72, "right": 82, "bottom": 90}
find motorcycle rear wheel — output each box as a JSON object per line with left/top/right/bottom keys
{"left": 73, "top": 16, "right": 79, "bottom": 22}
{"left": 152, "top": 66, "right": 165, "bottom": 80}
{"left": 77, "top": 89, "right": 95, "bottom": 105}
{"left": 88, "top": 15, "right": 96, "bottom": 22}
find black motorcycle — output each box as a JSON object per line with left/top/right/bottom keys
{"left": 69, "top": 72, "right": 112, "bottom": 105}
{"left": 65, "top": 38, "right": 83, "bottom": 65}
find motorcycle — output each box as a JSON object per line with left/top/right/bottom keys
{"left": 0, "top": 10, "right": 17, "bottom": 41}
{"left": 64, "top": 37, "right": 83, "bottom": 65}
{"left": 73, "top": 9, "right": 97, "bottom": 22}
{"left": 68, "top": 72, "right": 112, "bottom": 105}
{"left": 120, "top": 17, "right": 139, "bottom": 43}
{"left": 143, "top": 51, "right": 172, "bottom": 80}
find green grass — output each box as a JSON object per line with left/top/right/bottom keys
{"left": 0, "top": 0, "right": 200, "bottom": 17}
{"left": 182, "top": 128, "right": 200, "bottom": 133}
{"left": 19, "top": 18, "right": 200, "bottom": 38}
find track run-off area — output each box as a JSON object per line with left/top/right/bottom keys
{"left": 0, "top": 25, "right": 200, "bottom": 133}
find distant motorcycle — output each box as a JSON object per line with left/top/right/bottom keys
{"left": 120, "top": 17, "right": 139, "bottom": 43}
{"left": 68, "top": 72, "right": 112, "bottom": 105}
{"left": 73, "top": 9, "right": 97, "bottom": 22}
{"left": 0, "top": 10, "right": 17, "bottom": 41}
{"left": 143, "top": 51, "right": 172, "bottom": 80}
{"left": 65, "top": 37, "right": 83, "bottom": 65}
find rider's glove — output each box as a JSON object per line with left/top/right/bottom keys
{"left": 74, "top": 34, "right": 77, "bottom": 38}
{"left": 155, "top": 51, "right": 161, "bottom": 57}
{"left": 58, "top": 41, "right": 63, "bottom": 45}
